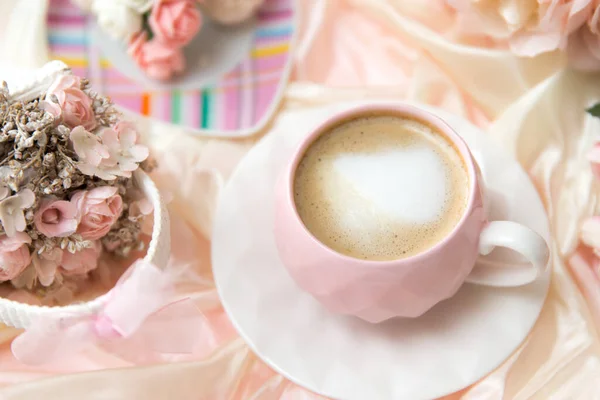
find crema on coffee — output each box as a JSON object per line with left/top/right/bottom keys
{"left": 293, "top": 115, "right": 469, "bottom": 261}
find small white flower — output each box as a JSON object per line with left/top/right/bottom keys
{"left": 76, "top": 163, "right": 122, "bottom": 181}
{"left": 92, "top": 0, "right": 142, "bottom": 42}
{"left": 100, "top": 123, "right": 149, "bottom": 173}
{"left": 70, "top": 123, "right": 148, "bottom": 180}
{"left": 70, "top": 126, "right": 110, "bottom": 167}
{"left": 70, "top": 126, "right": 120, "bottom": 180}
{"left": 0, "top": 189, "right": 35, "bottom": 237}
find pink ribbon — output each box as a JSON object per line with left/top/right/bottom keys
{"left": 11, "top": 260, "right": 206, "bottom": 365}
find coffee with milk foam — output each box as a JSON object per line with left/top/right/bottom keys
{"left": 293, "top": 115, "right": 469, "bottom": 261}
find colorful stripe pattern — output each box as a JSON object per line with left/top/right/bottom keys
{"left": 47, "top": 0, "right": 296, "bottom": 136}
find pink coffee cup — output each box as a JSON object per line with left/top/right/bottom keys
{"left": 273, "top": 104, "right": 550, "bottom": 323}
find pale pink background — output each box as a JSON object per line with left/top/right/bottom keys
{"left": 0, "top": 0, "right": 598, "bottom": 399}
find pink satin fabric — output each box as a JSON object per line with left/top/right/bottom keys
{"left": 0, "top": 0, "right": 599, "bottom": 399}
{"left": 11, "top": 260, "right": 206, "bottom": 366}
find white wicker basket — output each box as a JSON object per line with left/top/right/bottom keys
{"left": 0, "top": 61, "right": 170, "bottom": 329}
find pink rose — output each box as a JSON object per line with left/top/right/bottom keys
{"left": 72, "top": 187, "right": 123, "bottom": 240}
{"left": 149, "top": 0, "right": 202, "bottom": 47}
{"left": 34, "top": 199, "right": 78, "bottom": 238}
{"left": 60, "top": 241, "right": 102, "bottom": 276}
{"left": 0, "top": 232, "right": 31, "bottom": 281}
{"left": 46, "top": 75, "right": 96, "bottom": 130}
{"left": 134, "top": 40, "right": 186, "bottom": 81}
{"left": 128, "top": 31, "right": 148, "bottom": 68}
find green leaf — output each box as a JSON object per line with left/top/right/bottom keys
{"left": 587, "top": 103, "right": 600, "bottom": 118}
{"left": 142, "top": 12, "right": 154, "bottom": 41}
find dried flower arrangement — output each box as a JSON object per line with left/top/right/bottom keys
{"left": 0, "top": 66, "right": 152, "bottom": 298}
{"left": 71, "top": 0, "right": 266, "bottom": 81}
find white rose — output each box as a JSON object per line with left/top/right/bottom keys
{"left": 122, "top": 0, "right": 154, "bottom": 13}
{"left": 92, "top": 0, "right": 142, "bottom": 42}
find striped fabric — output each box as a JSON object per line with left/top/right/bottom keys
{"left": 47, "top": 0, "right": 296, "bottom": 136}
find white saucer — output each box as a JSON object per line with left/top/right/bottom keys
{"left": 212, "top": 102, "right": 551, "bottom": 400}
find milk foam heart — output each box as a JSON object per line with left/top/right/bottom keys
{"left": 331, "top": 147, "right": 448, "bottom": 225}
{"left": 293, "top": 115, "right": 469, "bottom": 261}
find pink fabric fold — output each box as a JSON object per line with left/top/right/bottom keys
{"left": 11, "top": 260, "right": 205, "bottom": 365}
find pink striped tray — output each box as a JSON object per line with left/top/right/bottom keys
{"left": 47, "top": 0, "right": 297, "bottom": 137}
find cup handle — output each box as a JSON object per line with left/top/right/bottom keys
{"left": 465, "top": 221, "right": 550, "bottom": 287}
